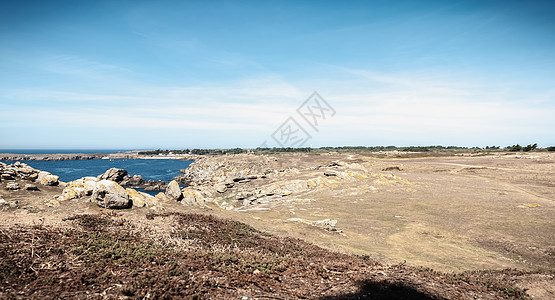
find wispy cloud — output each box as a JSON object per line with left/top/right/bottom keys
{"left": 39, "top": 55, "right": 135, "bottom": 76}
{"left": 1, "top": 56, "right": 554, "bottom": 148}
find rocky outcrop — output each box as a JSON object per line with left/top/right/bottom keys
{"left": 92, "top": 180, "right": 131, "bottom": 209}
{"left": 98, "top": 168, "right": 128, "bottom": 182}
{"left": 50, "top": 177, "right": 99, "bottom": 205}
{"left": 96, "top": 168, "right": 164, "bottom": 191}
{"left": 165, "top": 180, "right": 183, "bottom": 201}
{"left": 143, "top": 180, "right": 167, "bottom": 191}
{"left": 49, "top": 176, "right": 161, "bottom": 208}
{"left": 176, "top": 154, "right": 278, "bottom": 185}
{"left": 120, "top": 174, "right": 146, "bottom": 187}
{"left": 2, "top": 162, "right": 39, "bottom": 181}
{"left": 1, "top": 162, "right": 60, "bottom": 187}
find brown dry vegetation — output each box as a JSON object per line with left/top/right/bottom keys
{"left": 0, "top": 213, "right": 538, "bottom": 299}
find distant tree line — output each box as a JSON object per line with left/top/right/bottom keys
{"left": 505, "top": 143, "right": 537, "bottom": 152}
{"left": 137, "top": 143, "right": 553, "bottom": 156}
{"left": 138, "top": 148, "right": 246, "bottom": 155}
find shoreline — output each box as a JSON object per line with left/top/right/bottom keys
{"left": 0, "top": 151, "right": 197, "bottom": 162}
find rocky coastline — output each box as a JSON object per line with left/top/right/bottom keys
{"left": 0, "top": 151, "right": 197, "bottom": 161}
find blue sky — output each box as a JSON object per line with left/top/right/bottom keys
{"left": 1, "top": 0, "right": 554, "bottom": 149}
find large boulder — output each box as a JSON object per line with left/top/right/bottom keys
{"left": 181, "top": 188, "right": 204, "bottom": 205}
{"left": 59, "top": 177, "right": 98, "bottom": 201}
{"left": 126, "top": 188, "right": 160, "bottom": 207}
{"left": 97, "top": 168, "right": 128, "bottom": 183}
{"left": 155, "top": 192, "right": 166, "bottom": 201}
{"left": 48, "top": 177, "right": 98, "bottom": 206}
{"left": 37, "top": 171, "right": 59, "bottom": 186}
{"left": 92, "top": 180, "right": 131, "bottom": 209}
{"left": 165, "top": 180, "right": 183, "bottom": 201}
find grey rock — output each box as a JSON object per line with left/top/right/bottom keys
{"left": 97, "top": 168, "right": 128, "bottom": 182}
{"left": 382, "top": 166, "right": 402, "bottom": 171}
{"left": 3, "top": 169, "right": 16, "bottom": 176}
{"left": 224, "top": 178, "right": 235, "bottom": 188}
{"left": 233, "top": 176, "right": 246, "bottom": 182}
{"left": 0, "top": 198, "right": 7, "bottom": 206}
{"left": 6, "top": 182, "right": 20, "bottom": 190}
{"left": 247, "top": 174, "right": 258, "bottom": 179}
{"left": 37, "top": 172, "right": 59, "bottom": 186}
{"left": 129, "top": 175, "right": 146, "bottom": 186}
{"left": 216, "top": 184, "right": 227, "bottom": 193}
{"left": 16, "top": 166, "right": 37, "bottom": 176}
{"left": 25, "top": 184, "right": 40, "bottom": 191}
{"left": 328, "top": 161, "right": 341, "bottom": 167}
{"left": 143, "top": 180, "right": 167, "bottom": 191}
{"left": 143, "top": 183, "right": 165, "bottom": 191}
{"left": 324, "top": 169, "right": 339, "bottom": 176}
{"left": 1, "top": 173, "right": 15, "bottom": 180}
{"left": 165, "top": 180, "right": 183, "bottom": 201}
{"left": 27, "top": 173, "right": 39, "bottom": 181}
{"left": 92, "top": 180, "right": 131, "bottom": 209}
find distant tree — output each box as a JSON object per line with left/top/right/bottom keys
{"left": 506, "top": 144, "right": 522, "bottom": 152}
{"left": 547, "top": 146, "right": 555, "bottom": 152}
{"left": 522, "top": 143, "right": 538, "bottom": 152}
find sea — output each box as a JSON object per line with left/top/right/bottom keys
{"left": 1, "top": 150, "right": 193, "bottom": 194}
{"left": 0, "top": 149, "right": 137, "bottom": 154}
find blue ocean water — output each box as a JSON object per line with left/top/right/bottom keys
{"left": 0, "top": 149, "right": 136, "bottom": 154}
{"left": 1, "top": 159, "right": 193, "bottom": 183}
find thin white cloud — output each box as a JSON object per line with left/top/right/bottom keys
{"left": 1, "top": 60, "right": 554, "bottom": 148}
{"left": 39, "top": 55, "right": 135, "bottom": 76}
